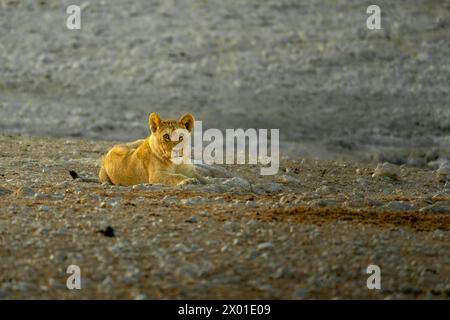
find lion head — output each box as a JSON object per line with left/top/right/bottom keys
{"left": 148, "top": 112, "right": 194, "bottom": 161}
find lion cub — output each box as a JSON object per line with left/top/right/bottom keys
{"left": 99, "top": 113, "right": 203, "bottom": 186}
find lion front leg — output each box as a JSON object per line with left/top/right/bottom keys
{"left": 175, "top": 164, "right": 207, "bottom": 184}
{"left": 149, "top": 172, "right": 195, "bottom": 186}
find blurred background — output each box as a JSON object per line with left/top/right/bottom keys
{"left": 0, "top": 0, "right": 449, "bottom": 164}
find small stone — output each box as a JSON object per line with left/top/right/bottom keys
{"left": 315, "top": 185, "right": 336, "bottom": 195}
{"left": 257, "top": 242, "right": 274, "bottom": 251}
{"left": 185, "top": 216, "right": 198, "bottom": 223}
{"left": 55, "top": 181, "right": 70, "bottom": 188}
{"left": 436, "top": 162, "right": 450, "bottom": 182}
{"left": 252, "top": 183, "right": 283, "bottom": 195}
{"left": 173, "top": 243, "right": 192, "bottom": 253}
{"left": 420, "top": 202, "right": 450, "bottom": 214}
{"left": 223, "top": 221, "right": 239, "bottom": 232}
{"left": 105, "top": 198, "right": 121, "bottom": 207}
{"left": 37, "top": 205, "right": 50, "bottom": 212}
{"left": 345, "top": 199, "right": 366, "bottom": 208}
{"left": 384, "top": 201, "right": 414, "bottom": 212}
{"left": 132, "top": 184, "right": 158, "bottom": 191}
{"left": 245, "top": 200, "right": 258, "bottom": 208}
{"left": 222, "top": 177, "right": 251, "bottom": 192}
{"left": 181, "top": 196, "right": 206, "bottom": 205}
{"left": 372, "top": 162, "right": 400, "bottom": 180}
{"left": 162, "top": 195, "right": 177, "bottom": 204}
{"left": 276, "top": 175, "right": 299, "bottom": 184}
{"left": 309, "top": 199, "right": 339, "bottom": 208}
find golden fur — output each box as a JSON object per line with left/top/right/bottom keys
{"left": 99, "top": 113, "right": 204, "bottom": 186}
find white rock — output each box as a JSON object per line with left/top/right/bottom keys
{"left": 252, "top": 183, "right": 283, "bottom": 195}
{"left": 372, "top": 162, "right": 400, "bottom": 180}
{"left": 181, "top": 196, "right": 207, "bottom": 205}
{"left": 222, "top": 177, "right": 251, "bottom": 192}
{"left": 257, "top": 242, "right": 274, "bottom": 251}
{"left": 245, "top": 200, "right": 258, "bottom": 208}
{"left": 132, "top": 184, "right": 159, "bottom": 191}
{"left": 436, "top": 162, "right": 450, "bottom": 182}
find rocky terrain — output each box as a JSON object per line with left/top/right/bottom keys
{"left": 0, "top": 0, "right": 449, "bottom": 300}
{"left": 0, "top": 134, "right": 449, "bottom": 299}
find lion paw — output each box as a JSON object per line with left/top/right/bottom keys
{"left": 178, "top": 178, "right": 201, "bottom": 185}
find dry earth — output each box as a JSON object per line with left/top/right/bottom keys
{"left": 0, "top": 134, "right": 449, "bottom": 299}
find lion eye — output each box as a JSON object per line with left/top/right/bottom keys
{"left": 179, "top": 135, "right": 183, "bottom": 141}
{"left": 163, "top": 134, "right": 170, "bottom": 140}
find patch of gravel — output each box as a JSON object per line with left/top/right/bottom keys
{"left": 0, "top": 135, "right": 449, "bottom": 299}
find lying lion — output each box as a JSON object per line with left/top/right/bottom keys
{"left": 99, "top": 113, "right": 204, "bottom": 186}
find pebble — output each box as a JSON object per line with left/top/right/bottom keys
{"left": 436, "top": 162, "right": 450, "bottom": 182}
{"left": 372, "top": 162, "right": 400, "bottom": 180}
{"left": 185, "top": 215, "right": 198, "bottom": 223}
{"left": 37, "top": 205, "right": 50, "bottom": 212}
{"left": 161, "top": 195, "right": 177, "bottom": 204}
{"left": 309, "top": 199, "right": 339, "bottom": 208}
{"left": 315, "top": 185, "right": 336, "bottom": 195}
{"left": 223, "top": 221, "right": 239, "bottom": 232}
{"left": 384, "top": 201, "right": 415, "bottom": 212}
{"left": 253, "top": 183, "right": 283, "bottom": 195}
{"left": 173, "top": 243, "right": 193, "bottom": 253}
{"left": 245, "top": 200, "right": 258, "bottom": 208}
{"left": 257, "top": 242, "right": 274, "bottom": 251}
{"left": 420, "top": 202, "right": 450, "bottom": 214}
{"left": 221, "top": 177, "right": 251, "bottom": 192}
{"left": 276, "top": 174, "right": 299, "bottom": 184}
{"left": 181, "top": 196, "right": 207, "bottom": 205}
{"left": 132, "top": 184, "right": 159, "bottom": 191}
{"left": 34, "top": 192, "right": 64, "bottom": 200}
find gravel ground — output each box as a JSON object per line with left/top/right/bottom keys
{"left": 0, "top": 135, "right": 449, "bottom": 299}
{"left": 0, "top": 0, "right": 450, "bottom": 300}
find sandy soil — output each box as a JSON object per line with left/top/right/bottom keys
{"left": 0, "top": 135, "right": 449, "bottom": 299}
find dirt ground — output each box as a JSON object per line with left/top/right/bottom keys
{"left": 0, "top": 135, "right": 449, "bottom": 299}
{"left": 0, "top": 0, "right": 449, "bottom": 300}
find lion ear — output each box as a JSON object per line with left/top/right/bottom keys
{"left": 149, "top": 112, "right": 161, "bottom": 133}
{"left": 179, "top": 114, "right": 195, "bottom": 132}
